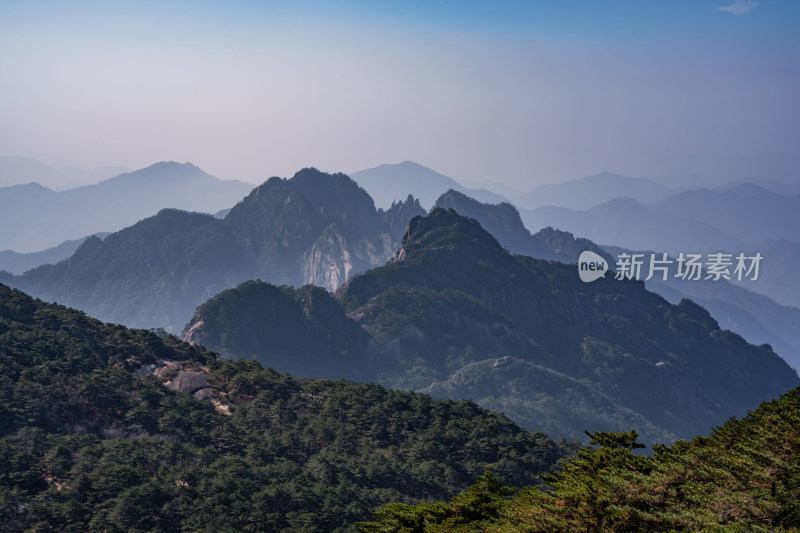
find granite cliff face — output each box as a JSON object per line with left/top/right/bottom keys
{"left": 183, "top": 209, "right": 799, "bottom": 442}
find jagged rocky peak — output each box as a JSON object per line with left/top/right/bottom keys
{"left": 379, "top": 194, "right": 426, "bottom": 239}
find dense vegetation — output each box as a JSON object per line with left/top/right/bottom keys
{"left": 0, "top": 283, "right": 577, "bottom": 532}
{"left": 359, "top": 386, "right": 800, "bottom": 531}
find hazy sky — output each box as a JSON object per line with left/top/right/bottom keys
{"left": 1, "top": 0, "right": 798, "bottom": 188}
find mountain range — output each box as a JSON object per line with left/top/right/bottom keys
{"left": 518, "top": 184, "right": 800, "bottom": 308}
{"left": 1, "top": 155, "right": 798, "bottom": 530}
{"left": 0, "top": 155, "right": 128, "bottom": 189}
{"left": 181, "top": 208, "right": 799, "bottom": 443}
{"left": 0, "top": 161, "right": 253, "bottom": 252}
{"left": 519, "top": 171, "right": 677, "bottom": 210}
{"left": 2, "top": 168, "right": 422, "bottom": 331}
{"left": 350, "top": 161, "right": 509, "bottom": 209}
{"left": 0, "top": 233, "right": 108, "bottom": 275}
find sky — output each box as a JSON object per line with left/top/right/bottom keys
{"left": 1, "top": 0, "right": 799, "bottom": 189}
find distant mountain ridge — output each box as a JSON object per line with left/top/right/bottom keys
{"left": 350, "top": 161, "right": 509, "bottom": 209}
{"left": 0, "top": 155, "right": 128, "bottom": 189}
{"left": 434, "top": 189, "right": 613, "bottom": 265}
{"left": 520, "top": 171, "right": 676, "bottom": 210}
{"left": 518, "top": 183, "right": 800, "bottom": 307}
{"left": 0, "top": 233, "right": 109, "bottom": 275}
{"left": 0, "top": 161, "right": 254, "bottom": 252}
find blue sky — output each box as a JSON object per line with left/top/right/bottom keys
{"left": 1, "top": 0, "right": 798, "bottom": 187}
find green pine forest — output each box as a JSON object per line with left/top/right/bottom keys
{"left": 0, "top": 284, "right": 577, "bottom": 531}
{"left": 359, "top": 388, "right": 800, "bottom": 531}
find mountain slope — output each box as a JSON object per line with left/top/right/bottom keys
{"left": 182, "top": 281, "right": 372, "bottom": 379}
{"left": 0, "top": 161, "right": 253, "bottom": 252}
{"left": 16, "top": 209, "right": 252, "bottom": 331}
{"left": 336, "top": 210, "right": 797, "bottom": 440}
{"left": 224, "top": 168, "right": 395, "bottom": 286}
{"left": 0, "top": 283, "right": 577, "bottom": 531}
{"left": 183, "top": 209, "right": 799, "bottom": 442}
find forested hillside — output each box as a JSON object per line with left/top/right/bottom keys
{"left": 360, "top": 386, "right": 800, "bottom": 531}
{"left": 0, "top": 283, "right": 577, "bottom": 532}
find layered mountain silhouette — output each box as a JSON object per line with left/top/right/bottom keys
{"left": 434, "top": 189, "right": 614, "bottom": 265}
{"left": 182, "top": 209, "right": 799, "bottom": 443}
{"left": 0, "top": 161, "right": 253, "bottom": 252}
{"left": 520, "top": 171, "right": 676, "bottom": 210}
{"left": 350, "top": 161, "right": 508, "bottom": 209}
{"left": 518, "top": 184, "right": 800, "bottom": 308}
{"left": 0, "top": 233, "right": 108, "bottom": 275}
{"left": 6, "top": 168, "right": 422, "bottom": 331}
{"left": 0, "top": 155, "right": 128, "bottom": 189}
{"left": 601, "top": 243, "right": 800, "bottom": 370}
{"left": 651, "top": 184, "right": 800, "bottom": 245}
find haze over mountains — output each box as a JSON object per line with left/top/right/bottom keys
{"left": 0, "top": 161, "right": 253, "bottom": 252}
{"left": 2, "top": 168, "right": 420, "bottom": 331}
{"left": 519, "top": 171, "right": 676, "bottom": 210}
{"left": 2, "top": 158, "right": 798, "bottom": 444}
{"left": 518, "top": 184, "right": 800, "bottom": 308}
{"left": 0, "top": 155, "right": 128, "bottom": 190}
{"left": 350, "top": 161, "right": 509, "bottom": 209}
{"left": 0, "top": 233, "right": 109, "bottom": 275}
